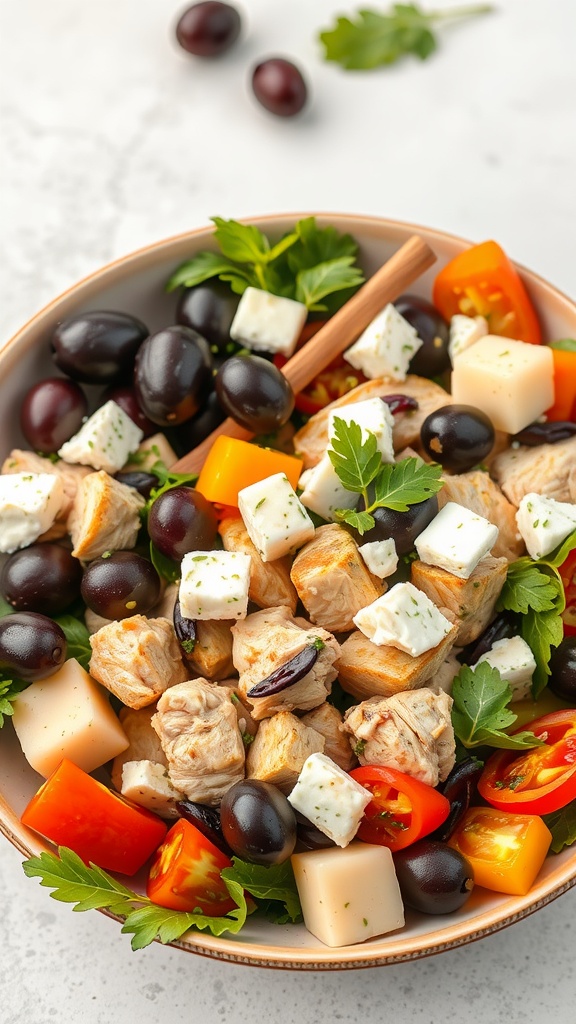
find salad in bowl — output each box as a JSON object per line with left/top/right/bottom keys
{"left": 1, "top": 213, "right": 576, "bottom": 969}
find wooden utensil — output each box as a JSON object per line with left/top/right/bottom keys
{"left": 173, "top": 234, "right": 436, "bottom": 474}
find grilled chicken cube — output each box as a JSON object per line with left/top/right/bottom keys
{"left": 338, "top": 622, "right": 457, "bottom": 701}
{"left": 184, "top": 619, "right": 236, "bottom": 681}
{"left": 219, "top": 514, "right": 298, "bottom": 614}
{"left": 232, "top": 605, "right": 340, "bottom": 720}
{"left": 111, "top": 705, "right": 168, "bottom": 792}
{"left": 410, "top": 555, "right": 508, "bottom": 646}
{"left": 1, "top": 448, "right": 90, "bottom": 540}
{"left": 68, "top": 470, "right": 145, "bottom": 560}
{"left": 301, "top": 703, "right": 357, "bottom": 772}
{"left": 151, "top": 678, "right": 245, "bottom": 806}
{"left": 342, "top": 688, "right": 455, "bottom": 787}
{"left": 89, "top": 615, "right": 188, "bottom": 709}
{"left": 246, "top": 711, "right": 325, "bottom": 793}
{"left": 290, "top": 524, "right": 383, "bottom": 633}
{"left": 491, "top": 436, "right": 576, "bottom": 507}
{"left": 438, "top": 470, "right": 524, "bottom": 561}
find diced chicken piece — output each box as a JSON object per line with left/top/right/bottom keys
{"left": 219, "top": 515, "right": 298, "bottom": 614}
{"left": 342, "top": 688, "right": 455, "bottom": 786}
{"left": 121, "top": 760, "right": 184, "bottom": 819}
{"left": 438, "top": 470, "right": 525, "bottom": 561}
{"left": 290, "top": 524, "right": 383, "bottom": 633}
{"left": 184, "top": 619, "right": 236, "bottom": 681}
{"left": 152, "top": 678, "right": 245, "bottom": 805}
{"left": 338, "top": 621, "right": 457, "bottom": 701}
{"left": 89, "top": 615, "right": 188, "bottom": 709}
{"left": 246, "top": 711, "right": 325, "bottom": 794}
{"left": 301, "top": 703, "right": 356, "bottom": 772}
{"left": 111, "top": 705, "right": 168, "bottom": 791}
{"left": 68, "top": 470, "right": 145, "bottom": 560}
{"left": 123, "top": 432, "right": 178, "bottom": 472}
{"left": 1, "top": 449, "right": 90, "bottom": 540}
{"left": 293, "top": 376, "right": 452, "bottom": 470}
{"left": 232, "top": 605, "right": 340, "bottom": 720}
{"left": 491, "top": 436, "right": 576, "bottom": 507}
{"left": 410, "top": 555, "right": 508, "bottom": 646}
{"left": 150, "top": 582, "right": 178, "bottom": 619}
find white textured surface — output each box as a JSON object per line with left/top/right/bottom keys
{"left": 1, "top": 0, "right": 576, "bottom": 1019}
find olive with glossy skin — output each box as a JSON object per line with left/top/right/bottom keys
{"left": 1, "top": 544, "right": 82, "bottom": 615}
{"left": 114, "top": 471, "right": 159, "bottom": 500}
{"left": 102, "top": 384, "right": 156, "bottom": 437}
{"left": 549, "top": 637, "right": 576, "bottom": 702}
{"left": 220, "top": 779, "right": 297, "bottom": 865}
{"left": 81, "top": 552, "right": 161, "bottom": 620}
{"left": 215, "top": 354, "right": 295, "bottom": 433}
{"left": 20, "top": 377, "right": 88, "bottom": 453}
{"left": 51, "top": 310, "right": 148, "bottom": 384}
{"left": 394, "top": 294, "right": 450, "bottom": 378}
{"left": 420, "top": 404, "right": 495, "bottom": 473}
{"left": 0, "top": 612, "right": 67, "bottom": 680}
{"left": 175, "top": 2, "right": 241, "bottom": 56}
{"left": 134, "top": 325, "right": 213, "bottom": 426}
{"left": 176, "top": 280, "right": 240, "bottom": 352}
{"left": 251, "top": 58, "right": 308, "bottom": 118}
{"left": 173, "top": 391, "right": 227, "bottom": 452}
{"left": 393, "top": 840, "right": 475, "bottom": 914}
{"left": 148, "top": 486, "right": 218, "bottom": 561}
{"left": 358, "top": 494, "right": 439, "bottom": 555}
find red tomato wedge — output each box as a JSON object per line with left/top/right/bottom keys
{"left": 147, "top": 818, "right": 236, "bottom": 915}
{"left": 349, "top": 765, "right": 450, "bottom": 852}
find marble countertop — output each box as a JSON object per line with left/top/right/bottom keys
{"left": 1, "top": 1, "right": 576, "bottom": 1020}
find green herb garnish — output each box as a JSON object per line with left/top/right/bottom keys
{"left": 0, "top": 676, "right": 29, "bottom": 728}
{"left": 54, "top": 615, "right": 92, "bottom": 672}
{"left": 451, "top": 663, "right": 544, "bottom": 751}
{"left": 542, "top": 801, "right": 576, "bottom": 853}
{"left": 222, "top": 858, "right": 302, "bottom": 924}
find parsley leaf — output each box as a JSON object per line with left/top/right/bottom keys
{"left": 451, "top": 663, "right": 544, "bottom": 751}
{"left": 497, "top": 558, "right": 566, "bottom": 697}
{"left": 295, "top": 257, "right": 365, "bottom": 312}
{"left": 54, "top": 615, "right": 92, "bottom": 672}
{"left": 372, "top": 457, "right": 443, "bottom": 512}
{"left": 165, "top": 251, "right": 253, "bottom": 293}
{"left": 498, "top": 558, "right": 559, "bottom": 615}
{"left": 319, "top": 3, "right": 493, "bottom": 71}
{"left": 221, "top": 857, "right": 302, "bottom": 924}
{"left": 545, "top": 528, "right": 576, "bottom": 568}
{"left": 0, "top": 675, "right": 29, "bottom": 728}
{"left": 542, "top": 801, "right": 576, "bottom": 854}
{"left": 328, "top": 417, "right": 382, "bottom": 494}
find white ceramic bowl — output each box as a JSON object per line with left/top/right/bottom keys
{"left": 1, "top": 214, "right": 576, "bottom": 970}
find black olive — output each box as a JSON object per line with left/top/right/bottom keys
{"left": 549, "top": 637, "right": 576, "bottom": 702}
{"left": 358, "top": 494, "right": 439, "bottom": 555}
{"left": 176, "top": 280, "right": 240, "bottom": 352}
{"left": 430, "top": 758, "right": 485, "bottom": 843}
{"left": 0, "top": 612, "right": 67, "bottom": 680}
{"left": 81, "top": 552, "right": 161, "bottom": 620}
{"left": 394, "top": 294, "right": 451, "bottom": 378}
{"left": 134, "top": 325, "right": 213, "bottom": 426}
{"left": 20, "top": 378, "right": 88, "bottom": 453}
{"left": 148, "top": 486, "right": 218, "bottom": 561}
{"left": 220, "top": 779, "right": 297, "bottom": 865}
{"left": 1, "top": 544, "right": 82, "bottom": 615}
{"left": 51, "top": 310, "right": 148, "bottom": 384}
{"left": 215, "top": 354, "right": 295, "bottom": 433}
{"left": 114, "top": 471, "right": 158, "bottom": 500}
{"left": 393, "top": 840, "right": 475, "bottom": 915}
{"left": 176, "top": 799, "right": 232, "bottom": 856}
{"left": 420, "top": 404, "right": 495, "bottom": 473}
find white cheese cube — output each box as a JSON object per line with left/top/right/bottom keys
{"left": 298, "top": 454, "right": 357, "bottom": 523}
{"left": 451, "top": 335, "right": 554, "bottom": 434}
{"left": 121, "top": 760, "right": 183, "bottom": 818}
{"left": 353, "top": 581, "right": 453, "bottom": 656}
{"left": 328, "top": 397, "right": 395, "bottom": 463}
{"left": 0, "top": 472, "right": 64, "bottom": 553}
{"left": 448, "top": 314, "right": 488, "bottom": 365}
{"left": 476, "top": 636, "right": 537, "bottom": 702}
{"left": 238, "top": 472, "right": 315, "bottom": 562}
{"left": 11, "top": 659, "right": 129, "bottom": 777}
{"left": 229, "top": 286, "right": 308, "bottom": 357}
{"left": 291, "top": 844, "right": 404, "bottom": 947}
{"left": 343, "top": 303, "right": 422, "bottom": 382}
{"left": 358, "top": 538, "right": 398, "bottom": 579}
{"left": 414, "top": 501, "right": 499, "bottom": 580}
{"left": 179, "top": 550, "right": 251, "bottom": 620}
{"left": 287, "top": 752, "right": 372, "bottom": 848}
{"left": 515, "top": 492, "right": 576, "bottom": 560}
{"left": 58, "top": 400, "right": 144, "bottom": 473}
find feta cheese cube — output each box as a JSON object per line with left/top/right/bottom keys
{"left": 179, "top": 550, "right": 251, "bottom": 620}
{"left": 121, "top": 760, "right": 183, "bottom": 818}
{"left": 0, "top": 472, "right": 64, "bottom": 553}
{"left": 451, "top": 335, "right": 554, "bottom": 434}
{"left": 298, "top": 455, "right": 357, "bottom": 523}
{"left": 448, "top": 314, "right": 488, "bottom": 365}
{"left": 343, "top": 303, "right": 422, "bottom": 382}
{"left": 328, "top": 397, "right": 395, "bottom": 463}
{"left": 58, "top": 400, "right": 143, "bottom": 473}
{"left": 353, "top": 581, "right": 453, "bottom": 657}
{"left": 516, "top": 492, "right": 576, "bottom": 559}
{"left": 291, "top": 844, "right": 404, "bottom": 947}
{"left": 476, "top": 636, "right": 537, "bottom": 702}
{"left": 229, "top": 286, "right": 308, "bottom": 357}
{"left": 238, "top": 472, "right": 315, "bottom": 561}
{"left": 287, "top": 752, "right": 372, "bottom": 847}
{"left": 358, "top": 538, "right": 398, "bottom": 579}
{"left": 414, "top": 501, "right": 499, "bottom": 580}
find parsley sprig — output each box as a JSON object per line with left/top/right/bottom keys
{"left": 451, "top": 663, "right": 544, "bottom": 751}
{"left": 542, "top": 801, "right": 576, "bottom": 854}
{"left": 328, "top": 417, "right": 443, "bottom": 535}
{"left": 319, "top": 3, "right": 493, "bottom": 71}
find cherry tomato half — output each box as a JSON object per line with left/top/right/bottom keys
{"left": 147, "top": 818, "right": 236, "bottom": 915}
{"left": 349, "top": 765, "right": 450, "bottom": 853}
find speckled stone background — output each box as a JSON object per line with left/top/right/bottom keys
{"left": 1, "top": 1, "right": 576, "bottom": 1021}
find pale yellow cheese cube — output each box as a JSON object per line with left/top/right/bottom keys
{"left": 450, "top": 335, "right": 554, "bottom": 434}
{"left": 291, "top": 843, "right": 404, "bottom": 947}
{"left": 12, "top": 659, "right": 129, "bottom": 777}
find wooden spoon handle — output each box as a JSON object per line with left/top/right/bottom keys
{"left": 173, "top": 234, "right": 436, "bottom": 474}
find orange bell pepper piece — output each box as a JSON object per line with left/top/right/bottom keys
{"left": 448, "top": 806, "right": 552, "bottom": 896}
{"left": 195, "top": 435, "right": 302, "bottom": 507}
{"left": 546, "top": 346, "right": 576, "bottom": 421}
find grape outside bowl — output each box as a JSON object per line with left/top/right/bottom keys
{"left": 1, "top": 214, "right": 576, "bottom": 969}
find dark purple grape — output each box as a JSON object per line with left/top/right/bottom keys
{"left": 175, "top": 2, "right": 241, "bottom": 57}
{"left": 81, "top": 552, "right": 161, "bottom": 620}
{"left": 176, "top": 280, "right": 240, "bottom": 352}
{"left": 51, "top": 311, "right": 148, "bottom": 384}
{"left": 0, "top": 612, "right": 66, "bottom": 680}
{"left": 421, "top": 405, "right": 495, "bottom": 473}
{"left": 148, "top": 486, "right": 218, "bottom": 561}
{"left": 394, "top": 294, "right": 450, "bottom": 378}
{"left": 220, "top": 780, "right": 297, "bottom": 865}
{"left": 1, "top": 544, "right": 82, "bottom": 615}
{"left": 359, "top": 494, "right": 439, "bottom": 555}
{"left": 172, "top": 391, "right": 227, "bottom": 452}
{"left": 549, "top": 637, "right": 576, "bottom": 702}
{"left": 20, "top": 377, "right": 88, "bottom": 453}
{"left": 102, "top": 384, "right": 156, "bottom": 437}
{"left": 134, "top": 325, "right": 213, "bottom": 426}
{"left": 215, "top": 354, "right": 294, "bottom": 433}
{"left": 393, "top": 840, "right": 474, "bottom": 915}
{"left": 114, "top": 471, "right": 158, "bottom": 499}
{"left": 381, "top": 394, "right": 419, "bottom": 416}
{"left": 251, "top": 58, "right": 308, "bottom": 118}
